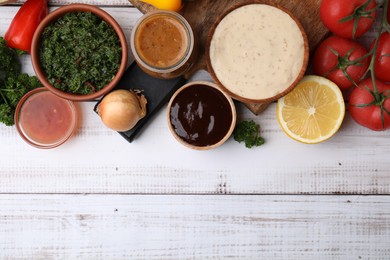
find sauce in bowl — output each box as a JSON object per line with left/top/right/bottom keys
{"left": 135, "top": 14, "right": 188, "bottom": 68}
{"left": 131, "top": 10, "right": 198, "bottom": 79}
{"left": 15, "top": 88, "right": 77, "bottom": 148}
{"left": 168, "top": 81, "right": 236, "bottom": 150}
{"left": 207, "top": 3, "right": 308, "bottom": 103}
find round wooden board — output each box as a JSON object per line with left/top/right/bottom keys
{"left": 128, "top": 0, "right": 329, "bottom": 114}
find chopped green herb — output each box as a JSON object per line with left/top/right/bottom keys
{"left": 233, "top": 120, "right": 265, "bottom": 148}
{"left": 39, "top": 12, "right": 122, "bottom": 95}
{"left": 0, "top": 37, "right": 41, "bottom": 126}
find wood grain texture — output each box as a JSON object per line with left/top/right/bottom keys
{"left": 181, "top": 0, "right": 328, "bottom": 72}
{"left": 1, "top": 3, "right": 390, "bottom": 260}
{"left": 0, "top": 101, "right": 389, "bottom": 194}
{"left": 128, "top": 0, "right": 156, "bottom": 12}
{"left": 9, "top": 0, "right": 132, "bottom": 6}
{"left": 1, "top": 195, "right": 390, "bottom": 259}
{"left": 129, "top": 0, "right": 329, "bottom": 114}
{"left": 0, "top": 6, "right": 389, "bottom": 195}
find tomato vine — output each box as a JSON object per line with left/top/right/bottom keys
{"left": 349, "top": 0, "right": 390, "bottom": 130}
{"left": 339, "top": 0, "right": 379, "bottom": 39}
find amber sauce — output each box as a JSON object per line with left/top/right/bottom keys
{"left": 135, "top": 14, "right": 188, "bottom": 68}
{"left": 20, "top": 91, "right": 75, "bottom": 145}
{"left": 169, "top": 85, "right": 233, "bottom": 147}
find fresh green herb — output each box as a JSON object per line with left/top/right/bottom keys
{"left": 0, "top": 37, "right": 20, "bottom": 80}
{"left": 39, "top": 12, "right": 122, "bottom": 95}
{"left": 0, "top": 36, "right": 41, "bottom": 126}
{"left": 233, "top": 120, "right": 265, "bottom": 148}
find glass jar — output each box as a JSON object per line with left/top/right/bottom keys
{"left": 14, "top": 88, "right": 78, "bottom": 149}
{"left": 130, "top": 10, "right": 198, "bottom": 79}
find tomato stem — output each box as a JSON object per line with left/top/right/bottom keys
{"left": 383, "top": 106, "right": 390, "bottom": 116}
{"left": 348, "top": 0, "right": 390, "bottom": 130}
{"left": 360, "top": 0, "right": 390, "bottom": 93}
{"left": 358, "top": 0, "right": 390, "bottom": 128}
{"left": 354, "top": 0, "right": 390, "bottom": 128}
{"left": 325, "top": 47, "right": 368, "bottom": 88}
{"left": 339, "top": 0, "right": 377, "bottom": 39}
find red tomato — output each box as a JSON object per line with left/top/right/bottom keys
{"left": 320, "top": 0, "right": 377, "bottom": 39}
{"left": 312, "top": 35, "right": 369, "bottom": 90}
{"left": 5, "top": 0, "right": 48, "bottom": 53}
{"left": 349, "top": 78, "right": 390, "bottom": 131}
{"left": 371, "top": 32, "right": 390, "bottom": 82}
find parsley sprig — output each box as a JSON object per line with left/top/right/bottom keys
{"left": 233, "top": 120, "right": 265, "bottom": 148}
{"left": 0, "top": 36, "right": 41, "bottom": 126}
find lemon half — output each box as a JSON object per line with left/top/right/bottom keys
{"left": 276, "top": 75, "right": 345, "bottom": 144}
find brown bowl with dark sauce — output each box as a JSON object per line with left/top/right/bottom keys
{"left": 167, "top": 81, "right": 236, "bottom": 150}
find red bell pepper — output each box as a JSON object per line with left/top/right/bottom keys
{"left": 4, "top": 0, "right": 48, "bottom": 53}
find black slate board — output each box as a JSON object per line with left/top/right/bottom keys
{"left": 94, "top": 61, "right": 187, "bottom": 143}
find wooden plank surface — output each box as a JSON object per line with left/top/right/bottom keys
{"left": 0, "top": 4, "right": 389, "bottom": 195}
{"left": 1, "top": 1, "right": 390, "bottom": 259}
{"left": 130, "top": 0, "right": 329, "bottom": 114}
{"left": 131, "top": 0, "right": 329, "bottom": 72}
{"left": 9, "top": 0, "right": 132, "bottom": 5}
{"left": 1, "top": 194, "right": 390, "bottom": 259}
{"left": 1, "top": 101, "right": 390, "bottom": 195}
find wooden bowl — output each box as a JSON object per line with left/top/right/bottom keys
{"left": 31, "top": 4, "right": 128, "bottom": 101}
{"left": 205, "top": 1, "right": 309, "bottom": 104}
{"left": 167, "top": 81, "right": 236, "bottom": 150}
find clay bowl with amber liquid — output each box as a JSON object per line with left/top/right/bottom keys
{"left": 206, "top": 1, "right": 309, "bottom": 104}
{"left": 167, "top": 81, "right": 237, "bottom": 150}
{"left": 31, "top": 4, "right": 128, "bottom": 101}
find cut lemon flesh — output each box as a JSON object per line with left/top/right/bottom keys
{"left": 276, "top": 75, "right": 345, "bottom": 144}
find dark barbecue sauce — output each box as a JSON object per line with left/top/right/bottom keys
{"left": 169, "top": 85, "right": 233, "bottom": 147}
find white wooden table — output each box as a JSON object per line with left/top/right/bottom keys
{"left": 1, "top": 1, "right": 390, "bottom": 259}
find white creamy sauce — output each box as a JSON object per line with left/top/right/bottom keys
{"left": 209, "top": 4, "right": 305, "bottom": 100}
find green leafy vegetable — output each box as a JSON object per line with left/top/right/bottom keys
{"left": 39, "top": 12, "right": 122, "bottom": 95}
{"left": 0, "top": 36, "right": 41, "bottom": 126}
{"left": 233, "top": 120, "right": 265, "bottom": 148}
{"left": 0, "top": 36, "right": 20, "bottom": 80}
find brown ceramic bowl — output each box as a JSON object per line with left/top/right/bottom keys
{"left": 206, "top": 1, "right": 309, "bottom": 104}
{"left": 167, "top": 81, "right": 236, "bottom": 150}
{"left": 31, "top": 4, "right": 128, "bottom": 101}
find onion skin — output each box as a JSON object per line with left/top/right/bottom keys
{"left": 97, "top": 89, "right": 147, "bottom": 132}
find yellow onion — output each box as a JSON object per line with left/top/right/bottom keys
{"left": 97, "top": 89, "right": 147, "bottom": 132}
